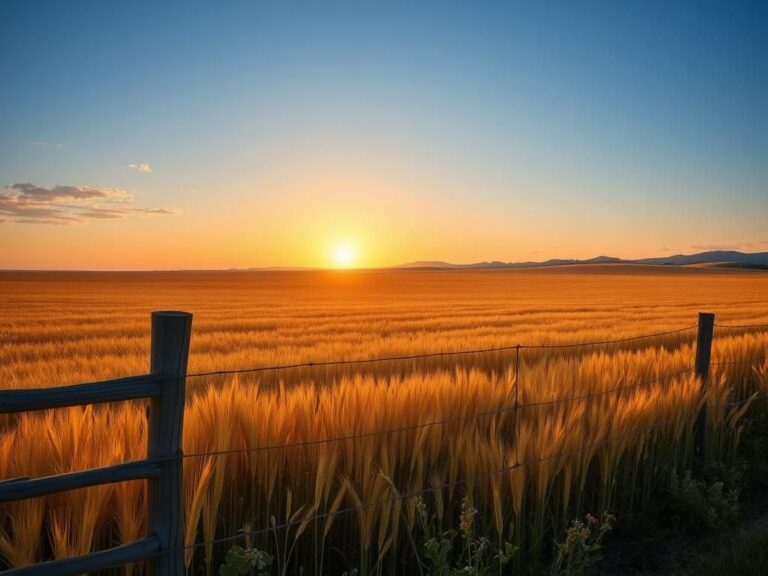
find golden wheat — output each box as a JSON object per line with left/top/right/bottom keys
{"left": 0, "top": 267, "right": 766, "bottom": 573}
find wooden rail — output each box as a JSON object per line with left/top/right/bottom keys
{"left": 1, "top": 537, "right": 162, "bottom": 576}
{"left": 0, "top": 311, "right": 192, "bottom": 576}
{"left": 0, "top": 374, "right": 160, "bottom": 414}
{"left": 0, "top": 459, "right": 164, "bottom": 503}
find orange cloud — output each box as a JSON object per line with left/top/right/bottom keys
{"left": 0, "top": 183, "right": 176, "bottom": 225}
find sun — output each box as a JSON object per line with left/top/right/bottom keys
{"left": 332, "top": 245, "right": 356, "bottom": 268}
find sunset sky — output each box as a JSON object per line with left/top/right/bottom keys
{"left": 1, "top": 1, "right": 766, "bottom": 270}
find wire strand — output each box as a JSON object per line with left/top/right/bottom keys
{"left": 711, "top": 358, "right": 763, "bottom": 367}
{"left": 182, "top": 366, "right": 695, "bottom": 459}
{"left": 715, "top": 323, "right": 768, "bottom": 329}
{"left": 183, "top": 414, "right": 691, "bottom": 551}
{"left": 186, "top": 325, "right": 697, "bottom": 378}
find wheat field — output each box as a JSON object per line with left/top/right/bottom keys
{"left": 1, "top": 266, "right": 767, "bottom": 574}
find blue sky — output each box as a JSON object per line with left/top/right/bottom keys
{"left": 1, "top": 1, "right": 766, "bottom": 269}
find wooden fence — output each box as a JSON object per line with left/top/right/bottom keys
{"left": 0, "top": 311, "right": 720, "bottom": 576}
{"left": 0, "top": 312, "right": 192, "bottom": 576}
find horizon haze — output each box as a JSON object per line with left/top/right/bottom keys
{"left": 1, "top": 248, "right": 767, "bottom": 272}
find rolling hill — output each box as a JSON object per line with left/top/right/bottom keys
{"left": 394, "top": 251, "right": 768, "bottom": 270}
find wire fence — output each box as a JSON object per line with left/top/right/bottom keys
{"left": 177, "top": 320, "right": 768, "bottom": 463}
{"left": 182, "top": 365, "right": 697, "bottom": 460}
{"left": 169, "top": 321, "right": 768, "bottom": 568}
{"left": 4, "top": 319, "right": 768, "bottom": 575}
{"left": 714, "top": 322, "right": 768, "bottom": 330}
{"left": 711, "top": 358, "right": 764, "bottom": 367}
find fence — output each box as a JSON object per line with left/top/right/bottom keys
{"left": 0, "top": 311, "right": 766, "bottom": 575}
{"left": 0, "top": 312, "right": 192, "bottom": 576}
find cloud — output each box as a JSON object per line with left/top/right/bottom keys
{"left": 32, "top": 141, "right": 63, "bottom": 148}
{"left": 0, "top": 183, "right": 176, "bottom": 225}
{"left": 7, "top": 182, "right": 129, "bottom": 201}
{"left": 128, "top": 163, "right": 153, "bottom": 173}
{"left": 13, "top": 218, "right": 73, "bottom": 225}
{"left": 132, "top": 207, "right": 176, "bottom": 215}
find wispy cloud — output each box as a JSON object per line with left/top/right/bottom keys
{"left": 134, "top": 207, "right": 175, "bottom": 215}
{"left": 128, "top": 163, "right": 153, "bottom": 173}
{"left": 32, "top": 141, "right": 63, "bottom": 148}
{"left": 0, "top": 183, "right": 177, "bottom": 225}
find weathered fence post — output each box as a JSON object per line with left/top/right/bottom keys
{"left": 147, "top": 311, "right": 192, "bottom": 576}
{"left": 693, "top": 312, "right": 715, "bottom": 460}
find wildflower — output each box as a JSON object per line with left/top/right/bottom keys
{"left": 459, "top": 497, "right": 477, "bottom": 535}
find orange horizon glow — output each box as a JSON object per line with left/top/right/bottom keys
{"left": 2, "top": 215, "right": 767, "bottom": 272}
{"left": 4, "top": 170, "right": 763, "bottom": 271}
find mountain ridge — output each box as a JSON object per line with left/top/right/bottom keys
{"left": 392, "top": 251, "right": 768, "bottom": 270}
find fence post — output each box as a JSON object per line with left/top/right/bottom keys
{"left": 147, "top": 311, "right": 192, "bottom": 576}
{"left": 693, "top": 312, "right": 715, "bottom": 460}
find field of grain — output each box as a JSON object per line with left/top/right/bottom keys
{"left": 1, "top": 266, "right": 767, "bottom": 574}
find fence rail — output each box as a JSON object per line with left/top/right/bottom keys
{"left": 0, "top": 311, "right": 192, "bottom": 576}
{"left": 0, "top": 458, "right": 166, "bottom": 503}
{"left": 0, "top": 374, "right": 161, "bottom": 414}
{"left": 1, "top": 311, "right": 767, "bottom": 575}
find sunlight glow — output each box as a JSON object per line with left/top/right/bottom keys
{"left": 332, "top": 245, "right": 356, "bottom": 268}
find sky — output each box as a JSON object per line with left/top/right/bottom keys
{"left": 1, "top": 0, "right": 766, "bottom": 270}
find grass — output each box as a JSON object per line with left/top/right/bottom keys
{"left": 685, "top": 528, "right": 768, "bottom": 576}
{"left": 0, "top": 266, "right": 767, "bottom": 574}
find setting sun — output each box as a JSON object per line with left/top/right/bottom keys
{"left": 332, "top": 245, "right": 356, "bottom": 267}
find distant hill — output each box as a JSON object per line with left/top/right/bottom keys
{"left": 394, "top": 251, "right": 768, "bottom": 270}
{"left": 634, "top": 250, "right": 768, "bottom": 268}
{"left": 394, "top": 261, "right": 464, "bottom": 269}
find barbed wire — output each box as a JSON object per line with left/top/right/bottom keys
{"left": 182, "top": 414, "right": 693, "bottom": 552}
{"left": 518, "top": 325, "right": 697, "bottom": 349}
{"left": 185, "top": 325, "right": 698, "bottom": 379}
{"left": 714, "top": 322, "right": 768, "bottom": 330}
{"left": 182, "top": 366, "right": 696, "bottom": 460}
{"left": 711, "top": 358, "right": 764, "bottom": 367}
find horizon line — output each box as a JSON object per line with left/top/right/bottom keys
{"left": 2, "top": 249, "right": 767, "bottom": 273}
